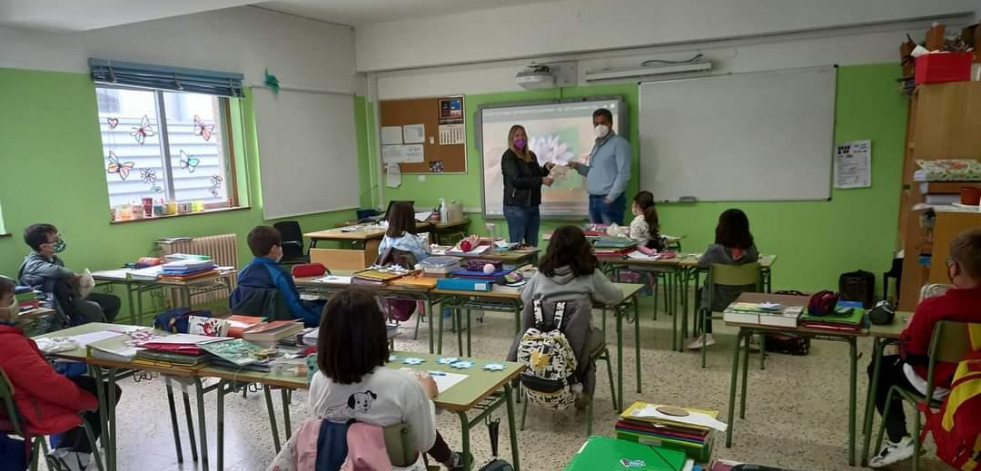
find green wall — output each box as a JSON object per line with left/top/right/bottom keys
{"left": 0, "top": 68, "right": 363, "bottom": 284}
{"left": 378, "top": 64, "right": 907, "bottom": 291}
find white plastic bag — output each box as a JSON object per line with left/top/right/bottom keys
{"left": 78, "top": 268, "right": 96, "bottom": 299}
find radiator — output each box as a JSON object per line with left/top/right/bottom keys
{"left": 157, "top": 234, "right": 239, "bottom": 308}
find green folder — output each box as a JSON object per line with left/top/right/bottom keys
{"left": 564, "top": 436, "right": 688, "bottom": 471}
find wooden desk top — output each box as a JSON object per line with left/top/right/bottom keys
{"left": 92, "top": 268, "right": 236, "bottom": 286}
{"left": 433, "top": 282, "right": 646, "bottom": 305}
{"left": 432, "top": 219, "right": 469, "bottom": 230}
{"left": 202, "top": 352, "right": 524, "bottom": 412}
{"left": 442, "top": 248, "right": 539, "bottom": 263}
{"left": 306, "top": 222, "right": 434, "bottom": 241}
{"left": 598, "top": 253, "right": 776, "bottom": 269}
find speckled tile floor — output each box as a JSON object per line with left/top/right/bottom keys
{"left": 44, "top": 296, "right": 946, "bottom": 470}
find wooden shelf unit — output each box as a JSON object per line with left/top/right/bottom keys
{"left": 897, "top": 81, "right": 981, "bottom": 311}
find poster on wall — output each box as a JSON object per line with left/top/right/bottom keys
{"left": 438, "top": 97, "right": 464, "bottom": 125}
{"left": 479, "top": 97, "right": 625, "bottom": 218}
{"left": 834, "top": 140, "right": 871, "bottom": 189}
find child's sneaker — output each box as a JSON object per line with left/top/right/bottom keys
{"left": 869, "top": 436, "right": 915, "bottom": 468}
{"left": 687, "top": 334, "right": 715, "bottom": 350}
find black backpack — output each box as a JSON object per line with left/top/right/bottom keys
{"left": 839, "top": 270, "right": 875, "bottom": 308}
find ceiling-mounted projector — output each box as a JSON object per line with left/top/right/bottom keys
{"left": 516, "top": 65, "right": 556, "bottom": 89}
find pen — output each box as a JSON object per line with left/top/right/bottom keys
{"left": 428, "top": 371, "right": 446, "bottom": 376}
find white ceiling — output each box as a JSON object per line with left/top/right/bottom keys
{"left": 255, "top": 0, "right": 561, "bottom": 26}
{"left": 0, "top": 0, "right": 563, "bottom": 32}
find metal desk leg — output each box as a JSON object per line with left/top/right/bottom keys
{"left": 633, "top": 300, "right": 641, "bottom": 393}
{"left": 165, "top": 380, "right": 184, "bottom": 463}
{"left": 124, "top": 282, "right": 136, "bottom": 325}
{"left": 505, "top": 384, "right": 521, "bottom": 471}
{"left": 282, "top": 388, "right": 293, "bottom": 439}
{"left": 107, "top": 368, "right": 118, "bottom": 471}
{"left": 513, "top": 300, "right": 521, "bottom": 335}
{"left": 193, "top": 378, "right": 210, "bottom": 470}
{"left": 848, "top": 338, "right": 858, "bottom": 466}
{"left": 264, "top": 385, "right": 282, "bottom": 453}
{"left": 92, "top": 367, "right": 111, "bottom": 468}
{"left": 740, "top": 331, "right": 750, "bottom": 418}
{"left": 182, "top": 390, "right": 199, "bottom": 461}
{"left": 456, "top": 411, "right": 472, "bottom": 471}
{"left": 426, "top": 299, "right": 435, "bottom": 354}
{"left": 438, "top": 301, "right": 445, "bottom": 355}
{"left": 457, "top": 308, "right": 465, "bottom": 357}
{"left": 861, "top": 338, "right": 886, "bottom": 466}
{"left": 726, "top": 330, "right": 744, "bottom": 448}
{"left": 616, "top": 305, "right": 624, "bottom": 412}
{"left": 466, "top": 308, "right": 472, "bottom": 357}
{"left": 217, "top": 381, "right": 226, "bottom": 471}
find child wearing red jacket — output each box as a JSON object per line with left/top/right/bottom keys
{"left": 0, "top": 276, "right": 121, "bottom": 470}
{"left": 868, "top": 228, "right": 981, "bottom": 468}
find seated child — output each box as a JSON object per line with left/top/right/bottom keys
{"left": 379, "top": 202, "right": 430, "bottom": 264}
{"left": 19, "top": 223, "right": 120, "bottom": 329}
{"left": 231, "top": 226, "right": 323, "bottom": 327}
{"left": 507, "top": 225, "right": 623, "bottom": 405}
{"left": 308, "top": 288, "right": 466, "bottom": 470}
{"left": 629, "top": 191, "right": 665, "bottom": 253}
{"left": 868, "top": 228, "right": 981, "bottom": 468}
{"left": 0, "top": 276, "right": 121, "bottom": 470}
{"left": 690, "top": 209, "right": 759, "bottom": 350}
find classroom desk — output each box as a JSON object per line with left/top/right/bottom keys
{"left": 544, "top": 232, "right": 685, "bottom": 251}
{"left": 306, "top": 222, "right": 434, "bottom": 270}
{"left": 91, "top": 268, "right": 237, "bottom": 325}
{"left": 294, "top": 276, "right": 445, "bottom": 354}
{"left": 434, "top": 283, "right": 645, "bottom": 412}
{"left": 33, "top": 323, "right": 208, "bottom": 471}
{"left": 860, "top": 312, "right": 911, "bottom": 467}
{"left": 201, "top": 352, "right": 525, "bottom": 471}
{"left": 722, "top": 293, "right": 864, "bottom": 466}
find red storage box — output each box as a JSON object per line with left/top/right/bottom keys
{"left": 915, "top": 52, "right": 972, "bottom": 85}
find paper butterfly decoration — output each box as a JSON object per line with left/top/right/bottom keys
{"left": 620, "top": 459, "right": 647, "bottom": 468}
{"left": 436, "top": 357, "right": 458, "bottom": 365}
{"left": 140, "top": 168, "right": 157, "bottom": 184}
{"left": 149, "top": 184, "right": 163, "bottom": 194}
{"left": 106, "top": 117, "right": 119, "bottom": 129}
{"left": 179, "top": 150, "right": 200, "bottom": 173}
{"left": 208, "top": 174, "right": 223, "bottom": 197}
{"left": 388, "top": 354, "right": 399, "bottom": 362}
{"left": 106, "top": 151, "right": 134, "bottom": 180}
{"left": 483, "top": 363, "right": 506, "bottom": 371}
{"left": 402, "top": 357, "right": 425, "bottom": 365}
{"left": 130, "top": 115, "right": 155, "bottom": 145}
{"left": 193, "top": 115, "right": 215, "bottom": 142}
{"left": 450, "top": 361, "right": 475, "bottom": 369}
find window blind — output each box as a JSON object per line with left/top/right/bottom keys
{"left": 89, "top": 58, "right": 244, "bottom": 98}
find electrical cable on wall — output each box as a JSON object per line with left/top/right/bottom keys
{"left": 641, "top": 53, "right": 704, "bottom": 67}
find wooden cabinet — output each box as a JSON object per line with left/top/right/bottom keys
{"left": 897, "top": 82, "right": 981, "bottom": 311}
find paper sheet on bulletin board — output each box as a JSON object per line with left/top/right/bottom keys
{"left": 380, "top": 96, "right": 466, "bottom": 173}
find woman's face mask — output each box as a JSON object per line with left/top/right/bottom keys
{"left": 53, "top": 238, "right": 66, "bottom": 253}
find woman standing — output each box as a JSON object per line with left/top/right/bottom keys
{"left": 502, "top": 125, "right": 554, "bottom": 246}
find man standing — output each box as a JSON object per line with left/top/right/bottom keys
{"left": 569, "top": 108, "right": 631, "bottom": 225}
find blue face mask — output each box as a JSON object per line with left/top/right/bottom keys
{"left": 53, "top": 238, "right": 66, "bottom": 253}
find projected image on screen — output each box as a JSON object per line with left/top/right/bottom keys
{"left": 480, "top": 98, "right": 622, "bottom": 218}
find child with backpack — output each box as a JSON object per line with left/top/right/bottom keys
{"left": 308, "top": 288, "right": 466, "bottom": 470}
{"left": 507, "top": 225, "right": 623, "bottom": 408}
{"left": 379, "top": 202, "right": 430, "bottom": 263}
{"left": 868, "top": 228, "right": 981, "bottom": 468}
{"left": 689, "top": 209, "right": 759, "bottom": 350}
{"left": 628, "top": 191, "right": 664, "bottom": 253}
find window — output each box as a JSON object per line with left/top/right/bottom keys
{"left": 95, "top": 86, "right": 237, "bottom": 216}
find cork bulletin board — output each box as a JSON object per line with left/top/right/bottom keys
{"left": 379, "top": 96, "right": 466, "bottom": 173}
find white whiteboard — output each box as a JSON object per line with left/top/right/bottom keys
{"left": 638, "top": 67, "right": 837, "bottom": 202}
{"left": 253, "top": 88, "right": 360, "bottom": 219}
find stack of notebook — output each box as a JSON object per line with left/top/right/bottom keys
{"left": 133, "top": 333, "right": 218, "bottom": 365}
{"left": 723, "top": 302, "right": 804, "bottom": 328}
{"left": 450, "top": 268, "right": 513, "bottom": 282}
{"left": 159, "top": 259, "right": 218, "bottom": 281}
{"left": 418, "top": 256, "right": 463, "bottom": 277}
{"left": 200, "top": 338, "right": 278, "bottom": 372}
{"left": 594, "top": 238, "right": 637, "bottom": 256}
{"left": 352, "top": 269, "right": 406, "bottom": 286}
{"left": 799, "top": 303, "right": 865, "bottom": 332}
{"left": 615, "top": 402, "right": 724, "bottom": 463}
{"left": 14, "top": 286, "right": 40, "bottom": 311}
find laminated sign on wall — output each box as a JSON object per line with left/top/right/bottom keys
{"left": 834, "top": 140, "right": 871, "bottom": 189}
